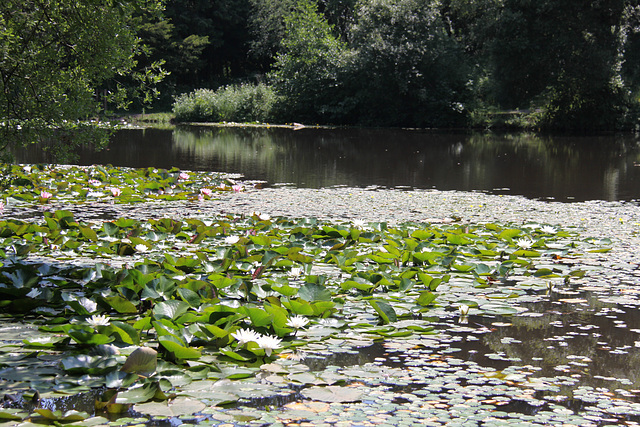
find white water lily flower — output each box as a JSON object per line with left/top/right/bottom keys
{"left": 540, "top": 225, "right": 556, "bottom": 234}
{"left": 259, "top": 213, "right": 271, "bottom": 221}
{"left": 289, "top": 267, "right": 302, "bottom": 278}
{"left": 78, "top": 297, "right": 98, "bottom": 313}
{"left": 515, "top": 237, "right": 534, "bottom": 249}
{"left": 26, "top": 288, "right": 42, "bottom": 298}
{"left": 135, "top": 244, "right": 148, "bottom": 253}
{"left": 224, "top": 235, "right": 240, "bottom": 245}
{"left": 87, "top": 314, "right": 110, "bottom": 327}
{"left": 256, "top": 334, "right": 282, "bottom": 357}
{"left": 286, "top": 315, "right": 309, "bottom": 330}
{"left": 231, "top": 328, "right": 261, "bottom": 346}
{"left": 459, "top": 304, "right": 470, "bottom": 316}
{"left": 352, "top": 219, "right": 366, "bottom": 228}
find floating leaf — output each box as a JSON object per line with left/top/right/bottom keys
{"left": 120, "top": 347, "right": 158, "bottom": 376}
{"left": 301, "top": 385, "right": 363, "bottom": 403}
{"left": 134, "top": 398, "right": 206, "bottom": 417}
{"left": 368, "top": 299, "right": 397, "bottom": 324}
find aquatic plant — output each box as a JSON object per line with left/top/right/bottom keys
{"left": 0, "top": 163, "right": 613, "bottom": 425}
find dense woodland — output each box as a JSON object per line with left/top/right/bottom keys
{"left": 3, "top": 0, "right": 640, "bottom": 144}
{"left": 143, "top": 0, "right": 640, "bottom": 131}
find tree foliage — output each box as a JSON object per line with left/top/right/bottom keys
{"left": 349, "top": 0, "right": 470, "bottom": 126}
{"left": 0, "top": 0, "right": 166, "bottom": 159}
{"left": 269, "top": 0, "right": 354, "bottom": 123}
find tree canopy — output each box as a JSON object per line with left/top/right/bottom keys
{"left": 4, "top": 0, "right": 640, "bottom": 136}
{"left": 0, "top": 0, "right": 166, "bottom": 159}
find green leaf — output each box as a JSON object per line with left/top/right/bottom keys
{"left": 158, "top": 336, "right": 201, "bottom": 359}
{"left": 153, "top": 300, "right": 190, "bottom": 320}
{"left": 178, "top": 287, "right": 201, "bottom": 307}
{"left": 103, "top": 295, "right": 138, "bottom": 313}
{"left": 111, "top": 321, "right": 140, "bottom": 345}
{"left": 35, "top": 409, "right": 89, "bottom": 422}
{"left": 79, "top": 225, "right": 98, "bottom": 241}
{"left": 417, "top": 291, "right": 436, "bottom": 306}
{"left": 299, "top": 283, "right": 332, "bottom": 302}
{"left": 116, "top": 382, "right": 161, "bottom": 404}
{"left": 368, "top": 299, "right": 397, "bottom": 324}
{"left": 120, "top": 347, "right": 158, "bottom": 375}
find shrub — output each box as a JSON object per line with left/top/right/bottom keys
{"left": 172, "top": 83, "right": 278, "bottom": 123}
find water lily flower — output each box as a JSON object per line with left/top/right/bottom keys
{"left": 78, "top": 297, "right": 97, "bottom": 313}
{"left": 286, "top": 315, "right": 309, "bottom": 330}
{"left": 540, "top": 225, "right": 556, "bottom": 234}
{"left": 110, "top": 187, "right": 122, "bottom": 197}
{"left": 256, "top": 334, "right": 282, "bottom": 357}
{"left": 232, "top": 184, "right": 243, "bottom": 192}
{"left": 26, "top": 288, "right": 42, "bottom": 298}
{"left": 23, "top": 166, "right": 31, "bottom": 173}
{"left": 459, "top": 304, "right": 470, "bottom": 316}
{"left": 458, "top": 304, "right": 470, "bottom": 324}
{"left": 88, "top": 179, "right": 101, "bottom": 187}
{"left": 515, "top": 237, "right": 534, "bottom": 249}
{"left": 87, "top": 314, "right": 110, "bottom": 328}
{"left": 40, "top": 190, "right": 52, "bottom": 200}
{"left": 230, "top": 328, "right": 261, "bottom": 347}
{"left": 135, "top": 244, "right": 148, "bottom": 253}
{"left": 224, "top": 235, "right": 240, "bottom": 244}
{"left": 289, "top": 267, "right": 302, "bottom": 278}
{"left": 200, "top": 188, "right": 213, "bottom": 197}
{"left": 179, "top": 172, "right": 189, "bottom": 180}
{"left": 259, "top": 213, "right": 271, "bottom": 221}
{"left": 0, "top": 200, "right": 4, "bottom": 213}
{"left": 352, "top": 219, "right": 366, "bottom": 228}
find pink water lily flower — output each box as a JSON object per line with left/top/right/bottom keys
{"left": 200, "top": 188, "right": 213, "bottom": 197}
{"left": 40, "top": 191, "right": 52, "bottom": 199}
{"left": 110, "top": 187, "right": 122, "bottom": 197}
{"left": 0, "top": 201, "right": 4, "bottom": 213}
{"left": 179, "top": 172, "right": 189, "bottom": 180}
{"left": 232, "top": 184, "right": 243, "bottom": 192}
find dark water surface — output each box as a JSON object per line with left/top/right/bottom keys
{"left": 15, "top": 126, "right": 640, "bottom": 202}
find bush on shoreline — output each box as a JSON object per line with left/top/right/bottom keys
{"left": 173, "top": 83, "right": 278, "bottom": 123}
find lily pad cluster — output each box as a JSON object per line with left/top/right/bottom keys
{"left": 0, "top": 163, "right": 243, "bottom": 206}
{"left": 0, "top": 164, "right": 611, "bottom": 425}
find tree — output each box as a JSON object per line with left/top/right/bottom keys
{"left": 269, "top": 0, "right": 355, "bottom": 122}
{"left": 443, "top": 0, "right": 640, "bottom": 130}
{"left": 163, "top": 0, "right": 253, "bottom": 86}
{"left": 0, "top": 0, "right": 166, "bottom": 160}
{"left": 349, "top": 0, "right": 471, "bottom": 126}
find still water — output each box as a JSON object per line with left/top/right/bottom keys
{"left": 16, "top": 126, "right": 640, "bottom": 202}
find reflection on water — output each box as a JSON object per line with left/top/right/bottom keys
{"left": 14, "top": 126, "right": 640, "bottom": 201}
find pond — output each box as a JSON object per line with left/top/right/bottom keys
{"left": 4, "top": 128, "right": 640, "bottom": 426}
{"left": 14, "top": 126, "right": 640, "bottom": 202}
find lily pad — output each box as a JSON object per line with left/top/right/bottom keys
{"left": 133, "top": 397, "right": 206, "bottom": 417}
{"left": 300, "top": 385, "right": 363, "bottom": 403}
